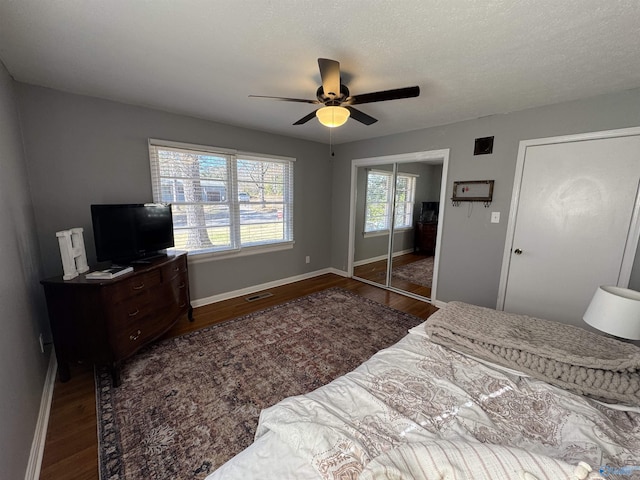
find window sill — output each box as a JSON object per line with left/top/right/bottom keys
{"left": 363, "top": 227, "right": 413, "bottom": 239}
{"left": 175, "top": 241, "right": 295, "bottom": 265}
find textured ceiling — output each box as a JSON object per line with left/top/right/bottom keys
{"left": 1, "top": 1, "right": 639, "bottom": 144}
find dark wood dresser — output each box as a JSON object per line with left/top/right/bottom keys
{"left": 41, "top": 253, "right": 192, "bottom": 386}
{"left": 415, "top": 222, "right": 438, "bottom": 255}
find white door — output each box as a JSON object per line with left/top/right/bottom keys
{"left": 498, "top": 129, "right": 640, "bottom": 327}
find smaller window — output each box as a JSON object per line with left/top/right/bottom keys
{"left": 393, "top": 174, "right": 416, "bottom": 229}
{"left": 364, "top": 170, "right": 416, "bottom": 234}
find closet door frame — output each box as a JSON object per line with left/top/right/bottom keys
{"left": 348, "top": 149, "right": 450, "bottom": 303}
{"left": 497, "top": 126, "right": 640, "bottom": 318}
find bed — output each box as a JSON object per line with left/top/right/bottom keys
{"left": 207, "top": 301, "right": 640, "bottom": 480}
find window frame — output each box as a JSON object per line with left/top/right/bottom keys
{"left": 148, "top": 139, "right": 295, "bottom": 262}
{"left": 363, "top": 169, "right": 416, "bottom": 236}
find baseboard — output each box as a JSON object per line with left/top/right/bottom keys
{"left": 353, "top": 253, "right": 388, "bottom": 267}
{"left": 191, "top": 267, "right": 349, "bottom": 307}
{"left": 24, "top": 350, "right": 57, "bottom": 480}
{"left": 189, "top": 266, "right": 443, "bottom": 309}
{"left": 353, "top": 248, "right": 415, "bottom": 267}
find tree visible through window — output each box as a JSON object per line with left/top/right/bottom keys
{"left": 365, "top": 170, "right": 416, "bottom": 233}
{"left": 149, "top": 141, "right": 294, "bottom": 256}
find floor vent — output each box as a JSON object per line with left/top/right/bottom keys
{"left": 244, "top": 292, "right": 274, "bottom": 302}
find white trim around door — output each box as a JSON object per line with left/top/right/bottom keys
{"left": 497, "top": 126, "right": 640, "bottom": 312}
{"left": 348, "top": 149, "right": 450, "bottom": 303}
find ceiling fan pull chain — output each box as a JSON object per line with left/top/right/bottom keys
{"left": 329, "top": 127, "right": 334, "bottom": 156}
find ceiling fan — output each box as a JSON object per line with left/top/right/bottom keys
{"left": 249, "top": 58, "right": 420, "bottom": 128}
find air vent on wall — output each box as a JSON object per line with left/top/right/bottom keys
{"left": 474, "top": 136, "right": 494, "bottom": 155}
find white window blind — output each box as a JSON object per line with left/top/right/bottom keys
{"left": 364, "top": 170, "right": 416, "bottom": 233}
{"left": 365, "top": 171, "right": 393, "bottom": 232}
{"left": 394, "top": 173, "right": 416, "bottom": 228}
{"left": 149, "top": 140, "right": 294, "bottom": 257}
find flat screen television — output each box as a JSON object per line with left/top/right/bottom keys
{"left": 91, "top": 203, "right": 174, "bottom": 264}
{"left": 420, "top": 201, "right": 440, "bottom": 223}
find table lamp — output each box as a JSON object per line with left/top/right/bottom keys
{"left": 583, "top": 286, "right": 640, "bottom": 340}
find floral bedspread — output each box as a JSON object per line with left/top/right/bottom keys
{"left": 255, "top": 331, "right": 640, "bottom": 479}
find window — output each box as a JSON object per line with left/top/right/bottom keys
{"left": 393, "top": 174, "right": 416, "bottom": 228}
{"left": 149, "top": 139, "right": 294, "bottom": 258}
{"left": 364, "top": 170, "right": 416, "bottom": 234}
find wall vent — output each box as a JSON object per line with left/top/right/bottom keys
{"left": 244, "top": 292, "right": 274, "bottom": 302}
{"left": 474, "top": 136, "right": 494, "bottom": 155}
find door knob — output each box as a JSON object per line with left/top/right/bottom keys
{"left": 513, "top": 248, "right": 523, "bottom": 255}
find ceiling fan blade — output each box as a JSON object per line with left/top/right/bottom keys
{"left": 347, "top": 86, "right": 420, "bottom": 105}
{"left": 346, "top": 106, "right": 378, "bottom": 125}
{"left": 249, "top": 95, "right": 320, "bottom": 104}
{"left": 293, "top": 111, "right": 318, "bottom": 125}
{"left": 318, "top": 58, "right": 341, "bottom": 99}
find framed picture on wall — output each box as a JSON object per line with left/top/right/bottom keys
{"left": 451, "top": 180, "right": 494, "bottom": 203}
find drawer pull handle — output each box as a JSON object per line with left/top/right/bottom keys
{"left": 132, "top": 283, "right": 145, "bottom": 290}
{"left": 129, "top": 330, "right": 141, "bottom": 341}
{"left": 178, "top": 282, "right": 186, "bottom": 289}
{"left": 179, "top": 302, "right": 186, "bottom": 308}
{"left": 174, "top": 267, "right": 180, "bottom": 272}
{"left": 128, "top": 309, "right": 139, "bottom": 317}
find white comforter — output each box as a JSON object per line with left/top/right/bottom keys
{"left": 208, "top": 324, "right": 640, "bottom": 479}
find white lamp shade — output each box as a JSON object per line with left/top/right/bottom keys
{"left": 316, "top": 106, "right": 350, "bottom": 128}
{"left": 583, "top": 286, "right": 640, "bottom": 340}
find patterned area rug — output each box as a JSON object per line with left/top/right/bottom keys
{"left": 392, "top": 256, "right": 434, "bottom": 287}
{"left": 96, "top": 288, "right": 422, "bottom": 480}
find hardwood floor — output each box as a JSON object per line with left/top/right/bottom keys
{"left": 39, "top": 274, "right": 438, "bottom": 480}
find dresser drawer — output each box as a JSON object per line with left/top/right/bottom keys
{"left": 415, "top": 222, "right": 438, "bottom": 255}
{"left": 111, "top": 290, "right": 157, "bottom": 321}
{"left": 167, "top": 277, "right": 190, "bottom": 319}
{"left": 111, "top": 311, "right": 170, "bottom": 359}
{"left": 161, "top": 255, "right": 187, "bottom": 282}
{"left": 108, "top": 276, "right": 188, "bottom": 359}
{"left": 168, "top": 272, "right": 189, "bottom": 306}
{"left": 110, "top": 269, "right": 162, "bottom": 302}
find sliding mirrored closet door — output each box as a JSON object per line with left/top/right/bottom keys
{"left": 349, "top": 151, "right": 448, "bottom": 302}
{"left": 352, "top": 163, "right": 394, "bottom": 287}
{"left": 389, "top": 161, "right": 442, "bottom": 298}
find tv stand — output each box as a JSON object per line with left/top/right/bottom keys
{"left": 41, "top": 253, "right": 192, "bottom": 386}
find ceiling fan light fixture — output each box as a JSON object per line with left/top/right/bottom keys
{"left": 316, "top": 106, "right": 350, "bottom": 128}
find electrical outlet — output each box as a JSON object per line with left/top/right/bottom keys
{"left": 305, "top": 256, "right": 310, "bottom": 264}
{"left": 491, "top": 212, "right": 500, "bottom": 223}
{"left": 39, "top": 333, "right": 45, "bottom": 353}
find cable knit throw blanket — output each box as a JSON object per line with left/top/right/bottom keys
{"left": 425, "top": 301, "right": 640, "bottom": 405}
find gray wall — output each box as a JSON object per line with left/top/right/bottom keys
{"left": 0, "top": 64, "right": 49, "bottom": 479}
{"left": 332, "top": 88, "right": 640, "bottom": 307}
{"left": 16, "top": 84, "right": 332, "bottom": 301}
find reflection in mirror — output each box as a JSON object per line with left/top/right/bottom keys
{"left": 352, "top": 164, "right": 393, "bottom": 287}
{"left": 350, "top": 152, "right": 446, "bottom": 301}
{"left": 389, "top": 162, "right": 442, "bottom": 298}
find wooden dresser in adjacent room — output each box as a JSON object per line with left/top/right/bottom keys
{"left": 414, "top": 222, "right": 438, "bottom": 255}
{"left": 41, "top": 253, "right": 192, "bottom": 386}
